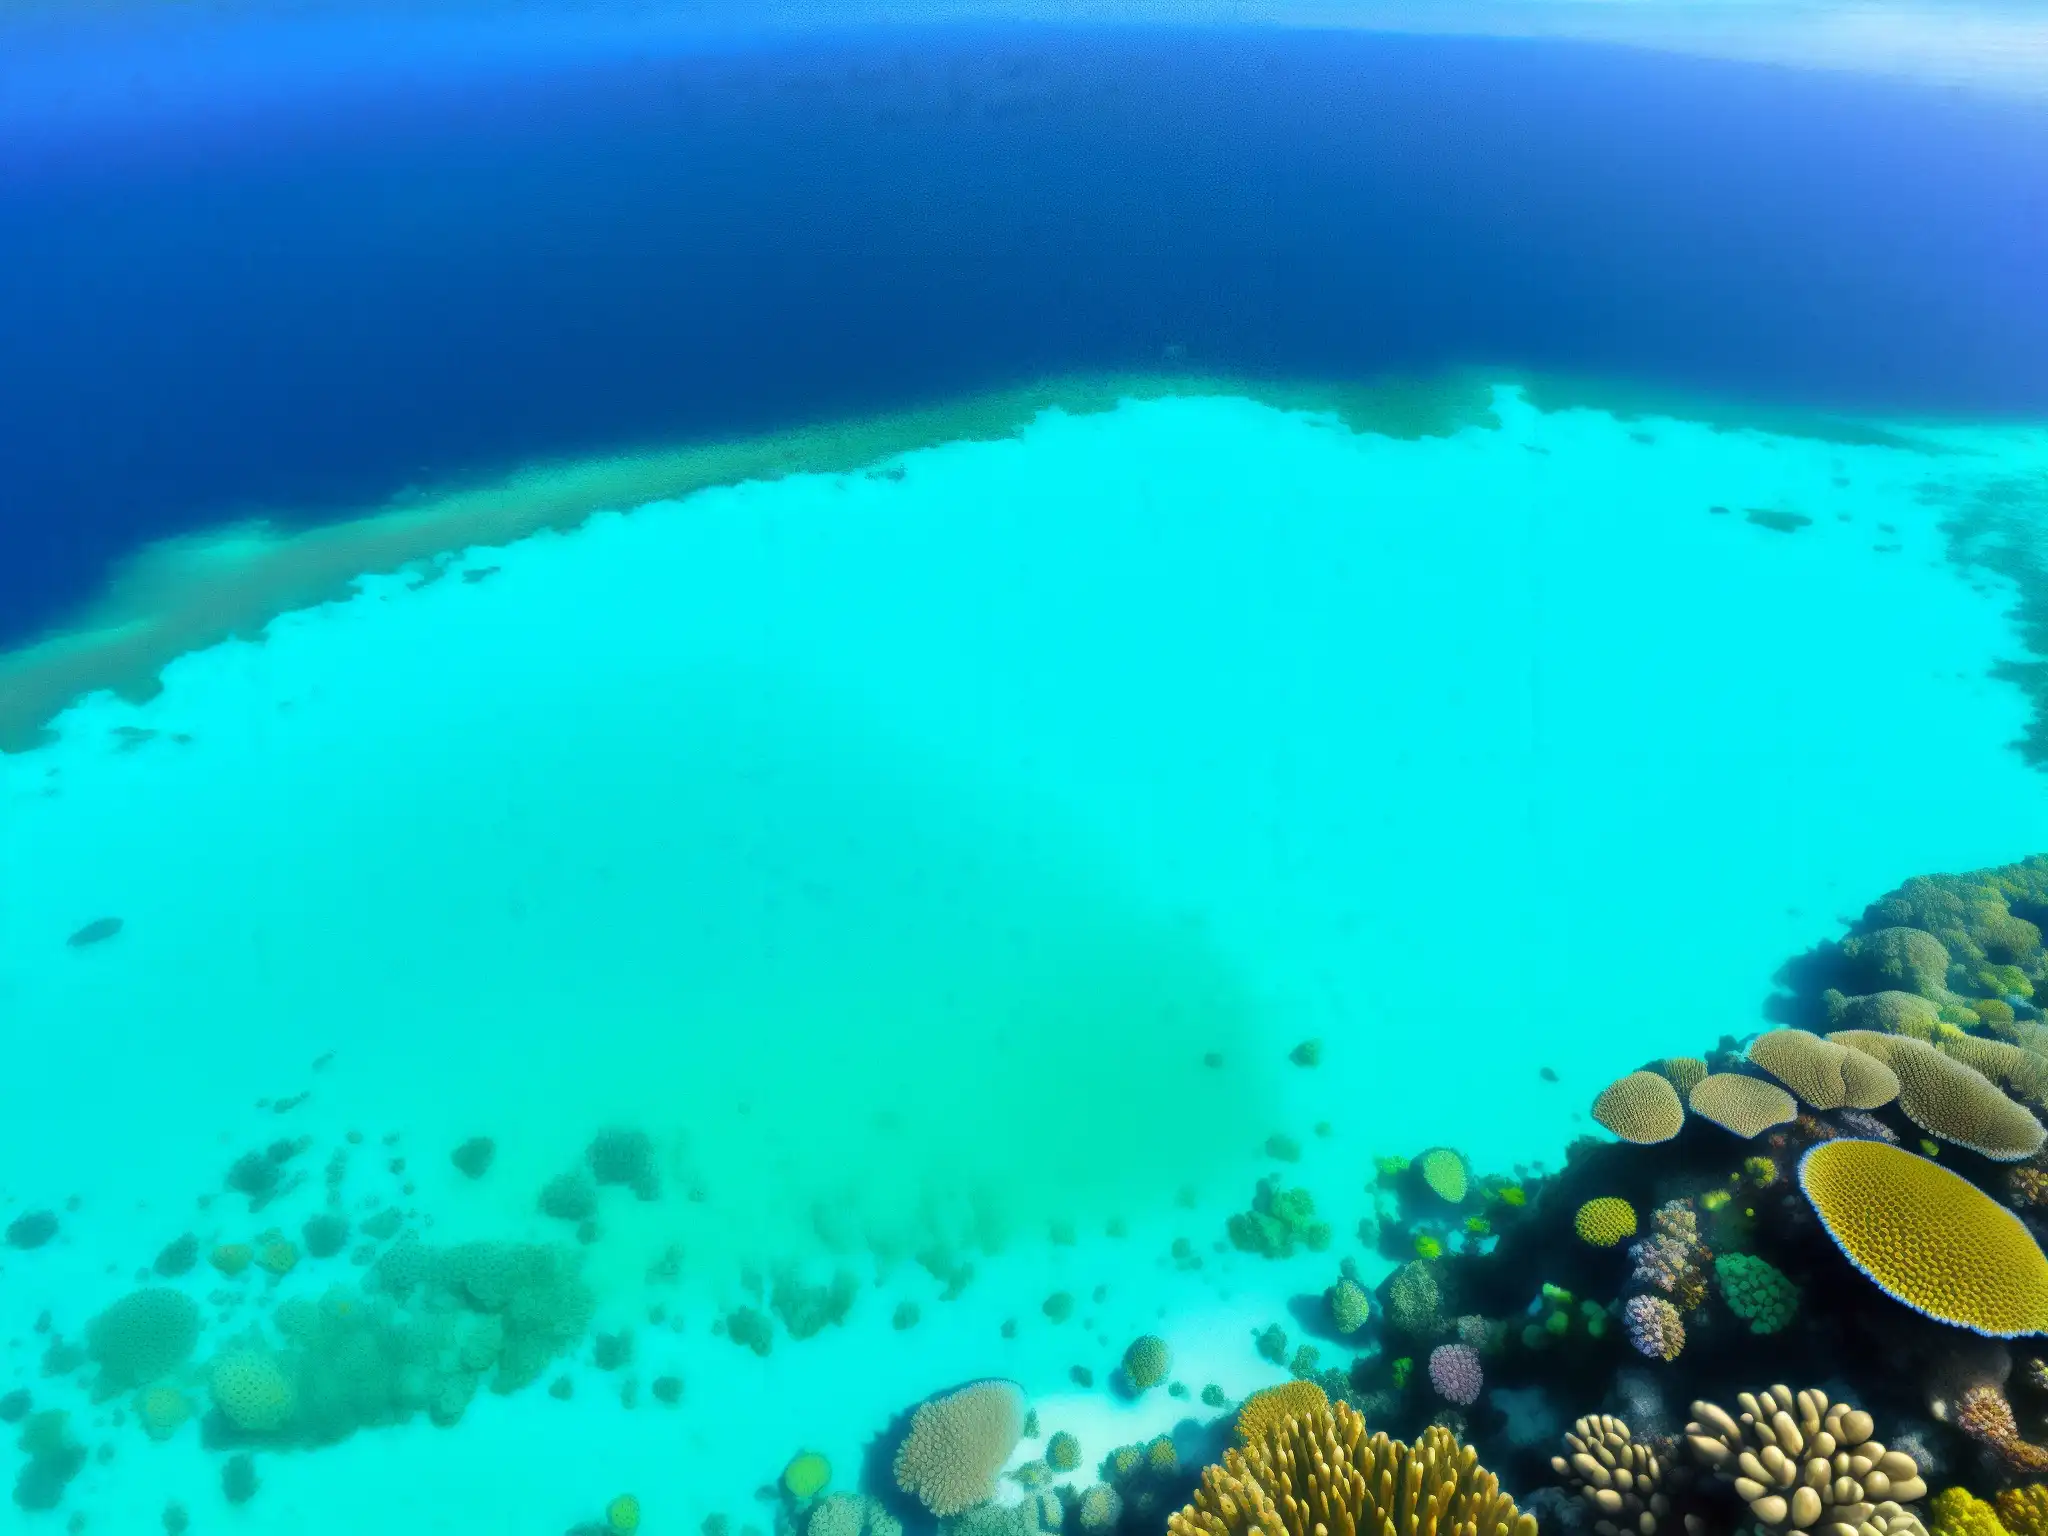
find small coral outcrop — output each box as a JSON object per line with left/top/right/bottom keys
{"left": 1121, "top": 1335, "right": 1171, "bottom": 1394}
{"left": 87, "top": 1288, "right": 201, "bottom": 1390}
{"left": 1430, "top": 1343, "right": 1484, "bottom": 1407}
{"left": 209, "top": 1348, "right": 297, "bottom": 1434}
{"left": 1551, "top": 1415, "right": 1681, "bottom": 1536}
{"left": 1714, "top": 1253, "right": 1799, "bottom": 1334}
{"left": 1419, "top": 1148, "right": 1470, "bottom": 1204}
{"left": 1576, "top": 1197, "right": 1638, "bottom": 1248}
{"left": 1689, "top": 1074, "right": 1798, "bottom": 1137}
{"left": 892, "top": 1379, "right": 1027, "bottom": 1516}
{"left": 1593, "top": 1071, "right": 1686, "bottom": 1144}
{"left": 1748, "top": 1029, "right": 1900, "bottom": 1112}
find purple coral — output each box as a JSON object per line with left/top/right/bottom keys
{"left": 1628, "top": 1200, "right": 1709, "bottom": 1308}
{"left": 1622, "top": 1294, "right": 1685, "bottom": 1361}
{"left": 1428, "top": 1342, "right": 1484, "bottom": 1406}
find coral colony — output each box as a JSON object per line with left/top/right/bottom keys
{"left": 16, "top": 856, "right": 2048, "bottom": 1536}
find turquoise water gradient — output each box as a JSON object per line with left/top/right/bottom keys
{"left": 3, "top": 383, "right": 2047, "bottom": 1526}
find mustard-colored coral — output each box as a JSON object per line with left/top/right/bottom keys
{"left": 1941, "top": 1034, "right": 2048, "bottom": 1109}
{"left": 1933, "top": 1488, "right": 2011, "bottom": 1536}
{"left": 784, "top": 1450, "right": 831, "bottom": 1500}
{"left": 1171, "top": 1403, "right": 1535, "bottom": 1536}
{"left": 136, "top": 1385, "right": 191, "bottom": 1442}
{"left": 893, "top": 1379, "right": 1027, "bottom": 1516}
{"left": 1748, "top": 1028, "right": 1899, "bottom": 1111}
{"left": 1575, "top": 1197, "right": 1638, "bottom": 1248}
{"left": 1592, "top": 1071, "right": 1685, "bottom": 1144}
{"left": 1798, "top": 1139, "right": 2048, "bottom": 1335}
{"left": 211, "top": 1243, "right": 252, "bottom": 1276}
{"left": 255, "top": 1237, "right": 300, "bottom": 1277}
{"left": 1652, "top": 1056, "right": 1709, "bottom": 1097}
{"left": 1234, "top": 1380, "right": 1329, "bottom": 1445}
{"left": 1689, "top": 1074, "right": 1798, "bottom": 1137}
{"left": 1419, "top": 1149, "right": 1469, "bottom": 1204}
{"left": 1831, "top": 1030, "right": 2045, "bottom": 1160}
{"left": 1995, "top": 1485, "right": 2048, "bottom": 1536}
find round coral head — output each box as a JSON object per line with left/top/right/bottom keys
{"left": 1799, "top": 1139, "right": 2048, "bottom": 1336}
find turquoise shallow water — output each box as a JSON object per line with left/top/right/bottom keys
{"left": 5, "top": 380, "right": 2048, "bottom": 1527}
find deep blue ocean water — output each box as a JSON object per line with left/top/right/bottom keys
{"left": 3, "top": 18, "right": 2046, "bottom": 648}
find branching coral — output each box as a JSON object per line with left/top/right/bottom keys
{"left": 1235, "top": 1381, "right": 1330, "bottom": 1445}
{"left": 1169, "top": 1401, "right": 1535, "bottom": 1536}
{"left": 1797, "top": 1140, "right": 2048, "bottom": 1336}
{"left": 1685, "top": 1387, "right": 1928, "bottom": 1536}
{"left": 1551, "top": 1414, "right": 1688, "bottom": 1536}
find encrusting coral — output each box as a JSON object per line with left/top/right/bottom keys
{"left": 1168, "top": 1400, "right": 1535, "bottom": 1536}
{"left": 1685, "top": 1387, "right": 1928, "bottom": 1536}
{"left": 1797, "top": 1139, "right": 2048, "bottom": 1336}
{"left": 1594, "top": 1071, "right": 1688, "bottom": 1145}
{"left": 892, "top": 1379, "right": 1027, "bottom": 1516}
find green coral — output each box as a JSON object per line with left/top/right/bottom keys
{"left": 1840, "top": 925, "right": 1953, "bottom": 999}
{"left": 1384, "top": 1260, "right": 1446, "bottom": 1340}
{"left": 1226, "top": 1177, "right": 1330, "bottom": 1258}
{"left": 1046, "top": 1431, "right": 1081, "bottom": 1472}
{"left": 782, "top": 1451, "right": 830, "bottom": 1501}
{"left": 86, "top": 1288, "right": 201, "bottom": 1389}
{"left": 1121, "top": 1335, "right": 1171, "bottom": 1393}
{"left": 1714, "top": 1252, "right": 1799, "bottom": 1334}
{"left": 1327, "top": 1277, "right": 1371, "bottom": 1335}
{"left": 1390, "top": 1356, "right": 1412, "bottom": 1389}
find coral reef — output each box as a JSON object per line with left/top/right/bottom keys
{"left": 1551, "top": 1414, "right": 1686, "bottom": 1536}
{"left": 892, "top": 1380, "right": 1027, "bottom": 1516}
{"left": 1328, "top": 1276, "right": 1372, "bottom": 1334}
{"left": 1227, "top": 1177, "right": 1331, "bottom": 1257}
{"left": 1235, "top": 1381, "right": 1330, "bottom": 1444}
{"left": 784, "top": 1451, "right": 830, "bottom": 1500}
{"left": 1046, "top": 1431, "right": 1081, "bottom": 1472}
{"left": 1750, "top": 1030, "right": 1902, "bottom": 1112}
{"left": 1622, "top": 1295, "right": 1685, "bottom": 1362}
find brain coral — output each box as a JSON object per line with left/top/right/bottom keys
{"left": 1419, "top": 1149, "right": 1469, "bottom": 1204}
{"left": 1941, "top": 1035, "right": 2048, "bottom": 1109}
{"left": 1170, "top": 1403, "right": 1534, "bottom": 1536}
{"left": 1575, "top": 1198, "right": 1638, "bottom": 1248}
{"left": 209, "top": 1348, "right": 297, "bottom": 1434}
{"left": 1831, "top": 1030, "right": 2045, "bottom": 1159}
{"left": 1748, "top": 1029, "right": 1901, "bottom": 1111}
{"left": 1122, "top": 1335, "right": 1172, "bottom": 1393}
{"left": 1235, "top": 1380, "right": 1330, "bottom": 1445}
{"left": 1690, "top": 1074, "right": 1798, "bottom": 1137}
{"left": 1799, "top": 1139, "right": 2048, "bottom": 1335}
{"left": 1429, "top": 1343, "right": 1484, "bottom": 1407}
{"left": 87, "top": 1288, "right": 201, "bottom": 1389}
{"left": 1593, "top": 1071, "right": 1686, "bottom": 1144}
{"left": 893, "top": 1380, "right": 1027, "bottom": 1516}
{"left": 1714, "top": 1253, "right": 1799, "bottom": 1334}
